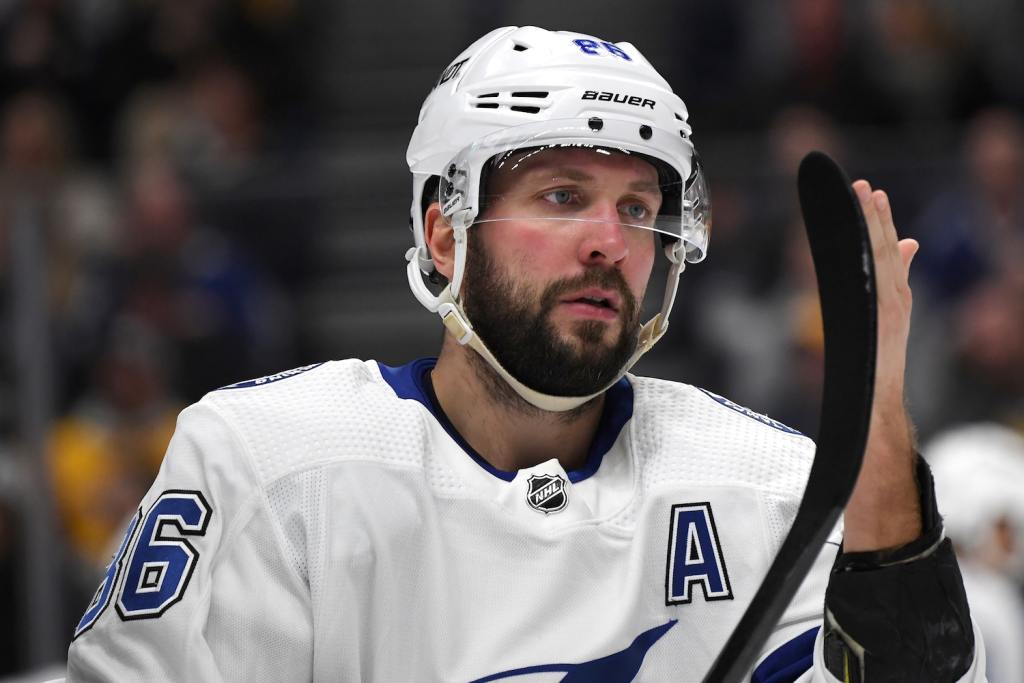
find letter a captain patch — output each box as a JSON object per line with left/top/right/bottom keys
{"left": 665, "top": 502, "right": 733, "bottom": 605}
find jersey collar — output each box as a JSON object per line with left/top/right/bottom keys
{"left": 376, "top": 357, "right": 632, "bottom": 484}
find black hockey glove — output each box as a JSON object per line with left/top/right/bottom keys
{"left": 823, "top": 456, "right": 974, "bottom": 683}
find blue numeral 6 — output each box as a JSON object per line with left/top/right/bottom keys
{"left": 116, "top": 490, "right": 212, "bottom": 620}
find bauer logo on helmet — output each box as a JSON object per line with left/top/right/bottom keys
{"left": 581, "top": 91, "right": 656, "bottom": 109}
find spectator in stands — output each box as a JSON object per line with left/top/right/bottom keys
{"left": 48, "top": 316, "right": 180, "bottom": 571}
{"left": 689, "top": 106, "right": 845, "bottom": 435}
{"left": 116, "top": 158, "right": 292, "bottom": 398}
{"left": 912, "top": 107, "right": 1024, "bottom": 303}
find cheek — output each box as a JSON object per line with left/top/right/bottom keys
{"left": 624, "top": 231, "right": 657, "bottom": 295}
{"left": 484, "top": 222, "right": 567, "bottom": 275}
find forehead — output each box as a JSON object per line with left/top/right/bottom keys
{"left": 489, "top": 146, "right": 660, "bottom": 187}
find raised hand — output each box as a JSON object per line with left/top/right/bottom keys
{"left": 842, "top": 179, "right": 922, "bottom": 552}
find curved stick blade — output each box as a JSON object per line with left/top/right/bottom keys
{"left": 701, "top": 151, "right": 876, "bottom": 682}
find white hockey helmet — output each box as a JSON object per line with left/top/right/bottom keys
{"left": 926, "top": 423, "right": 1024, "bottom": 576}
{"left": 405, "top": 26, "right": 710, "bottom": 411}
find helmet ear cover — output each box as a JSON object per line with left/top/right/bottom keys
{"left": 419, "top": 175, "right": 448, "bottom": 286}
{"left": 419, "top": 161, "right": 500, "bottom": 289}
{"left": 421, "top": 175, "right": 441, "bottom": 219}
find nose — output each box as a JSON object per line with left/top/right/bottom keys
{"left": 576, "top": 201, "right": 629, "bottom": 266}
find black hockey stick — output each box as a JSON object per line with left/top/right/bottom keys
{"left": 701, "top": 151, "right": 878, "bottom": 683}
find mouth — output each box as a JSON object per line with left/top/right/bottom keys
{"left": 562, "top": 288, "right": 620, "bottom": 311}
{"left": 559, "top": 288, "right": 622, "bottom": 320}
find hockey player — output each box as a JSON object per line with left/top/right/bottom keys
{"left": 927, "top": 424, "right": 1024, "bottom": 683}
{"left": 66, "top": 27, "right": 982, "bottom": 681}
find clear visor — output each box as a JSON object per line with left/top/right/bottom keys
{"left": 439, "top": 119, "right": 711, "bottom": 263}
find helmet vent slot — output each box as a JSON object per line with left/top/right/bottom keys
{"left": 473, "top": 93, "right": 500, "bottom": 110}
{"left": 470, "top": 91, "right": 549, "bottom": 114}
{"left": 512, "top": 43, "right": 529, "bottom": 51}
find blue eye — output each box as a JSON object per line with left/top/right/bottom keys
{"left": 543, "top": 189, "right": 574, "bottom": 205}
{"left": 623, "top": 203, "right": 649, "bottom": 220}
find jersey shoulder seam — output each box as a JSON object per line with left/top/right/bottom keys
{"left": 193, "top": 399, "right": 312, "bottom": 593}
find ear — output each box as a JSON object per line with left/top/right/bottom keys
{"left": 424, "top": 202, "right": 455, "bottom": 280}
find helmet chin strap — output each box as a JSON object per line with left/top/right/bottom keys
{"left": 405, "top": 235, "right": 687, "bottom": 413}
{"left": 439, "top": 296, "right": 666, "bottom": 412}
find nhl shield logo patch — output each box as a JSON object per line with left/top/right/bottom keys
{"left": 526, "top": 474, "right": 568, "bottom": 514}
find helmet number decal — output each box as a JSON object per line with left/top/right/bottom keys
{"left": 573, "top": 39, "right": 632, "bottom": 61}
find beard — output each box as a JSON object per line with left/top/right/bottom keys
{"left": 460, "top": 232, "right": 643, "bottom": 402}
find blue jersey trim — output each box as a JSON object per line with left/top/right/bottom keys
{"left": 470, "top": 619, "right": 676, "bottom": 682}
{"left": 751, "top": 626, "right": 818, "bottom": 683}
{"left": 376, "top": 358, "right": 632, "bottom": 484}
{"left": 698, "top": 388, "right": 804, "bottom": 436}
{"left": 217, "top": 363, "right": 325, "bottom": 390}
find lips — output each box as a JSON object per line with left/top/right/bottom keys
{"left": 560, "top": 288, "right": 621, "bottom": 313}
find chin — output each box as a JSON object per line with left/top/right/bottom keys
{"left": 557, "top": 337, "right": 621, "bottom": 365}
{"left": 569, "top": 319, "right": 620, "bottom": 343}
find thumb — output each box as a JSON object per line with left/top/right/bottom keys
{"left": 897, "top": 239, "right": 919, "bottom": 270}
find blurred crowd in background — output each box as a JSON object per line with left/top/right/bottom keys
{"left": 0, "top": 0, "right": 1022, "bottom": 678}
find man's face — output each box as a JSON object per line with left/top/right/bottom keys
{"left": 461, "top": 147, "right": 660, "bottom": 396}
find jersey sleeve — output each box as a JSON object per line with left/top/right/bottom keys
{"left": 748, "top": 526, "right": 837, "bottom": 683}
{"left": 66, "top": 401, "right": 313, "bottom": 682}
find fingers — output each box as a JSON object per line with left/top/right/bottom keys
{"left": 852, "top": 179, "right": 904, "bottom": 275}
{"left": 872, "top": 189, "right": 900, "bottom": 255}
{"left": 851, "top": 179, "right": 914, "bottom": 377}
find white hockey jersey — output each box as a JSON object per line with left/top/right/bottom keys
{"left": 65, "top": 358, "right": 985, "bottom": 682}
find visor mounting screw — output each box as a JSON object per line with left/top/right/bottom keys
{"left": 447, "top": 163, "right": 457, "bottom": 178}
{"left": 588, "top": 117, "right": 604, "bottom": 131}
{"left": 639, "top": 125, "right": 653, "bottom": 140}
